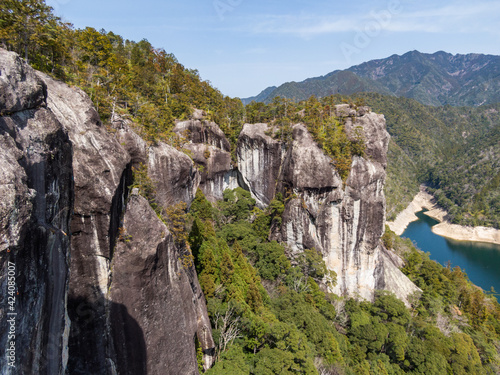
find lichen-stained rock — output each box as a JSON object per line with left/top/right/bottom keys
{"left": 148, "top": 142, "right": 200, "bottom": 207}
{"left": 174, "top": 119, "right": 230, "bottom": 152}
{"left": 344, "top": 109, "right": 389, "bottom": 166}
{"left": 174, "top": 119, "right": 237, "bottom": 202}
{"left": 0, "top": 133, "right": 32, "bottom": 252}
{"left": 110, "top": 194, "right": 214, "bottom": 375}
{"left": 40, "top": 73, "right": 131, "bottom": 216}
{"left": 182, "top": 143, "right": 238, "bottom": 201}
{"left": 237, "top": 123, "right": 284, "bottom": 207}
{"left": 112, "top": 115, "right": 148, "bottom": 167}
{"left": 0, "top": 49, "right": 215, "bottom": 375}
{"left": 0, "top": 49, "right": 47, "bottom": 114}
{"left": 37, "top": 72, "right": 132, "bottom": 374}
{"left": 0, "top": 48, "right": 73, "bottom": 374}
{"left": 267, "top": 115, "right": 419, "bottom": 304}
{"left": 281, "top": 124, "right": 342, "bottom": 190}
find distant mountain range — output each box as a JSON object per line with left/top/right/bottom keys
{"left": 242, "top": 51, "right": 500, "bottom": 107}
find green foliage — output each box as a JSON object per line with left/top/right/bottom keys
{"left": 131, "top": 163, "right": 159, "bottom": 212}
{"left": 164, "top": 201, "right": 188, "bottom": 245}
{"left": 190, "top": 189, "right": 347, "bottom": 373}
{"left": 0, "top": 0, "right": 66, "bottom": 71}
{"left": 254, "top": 242, "right": 291, "bottom": 281}
{"left": 1, "top": 1, "right": 245, "bottom": 148}
{"left": 218, "top": 188, "right": 256, "bottom": 223}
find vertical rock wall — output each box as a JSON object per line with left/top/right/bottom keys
{"left": 0, "top": 48, "right": 214, "bottom": 375}
{"left": 237, "top": 123, "right": 284, "bottom": 208}
{"left": 173, "top": 119, "right": 239, "bottom": 202}
{"left": 237, "top": 111, "right": 420, "bottom": 303}
{"left": 0, "top": 50, "right": 73, "bottom": 374}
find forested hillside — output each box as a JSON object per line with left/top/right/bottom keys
{"left": 353, "top": 93, "right": 500, "bottom": 227}
{"left": 2, "top": 2, "right": 500, "bottom": 374}
{"left": 0, "top": 0, "right": 245, "bottom": 147}
{"left": 186, "top": 188, "right": 500, "bottom": 374}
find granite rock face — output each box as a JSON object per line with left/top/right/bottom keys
{"left": 0, "top": 48, "right": 214, "bottom": 375}
{"left": 0, "top": 56, "right": 72, "bottom": 374}
{"left": 174, "top": 119, "right": 239, "bottom": 201}
{"left": 0, "top": 49, "right": 47, "bottom": 114}
{"left": 110, "top": 194, "right": 214, "bottom": 375}
{"left": 238, "top": 113, "right": 420, "bottom": 303}
{"left": 237, "top": 123, "right": 284, "bottom": 208}
{"left": 148, "top": 142, "right": 200, "bottom": 208}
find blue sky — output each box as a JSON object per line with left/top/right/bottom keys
{"left": 46, "top": 0, "right": 500, "bottom": 98}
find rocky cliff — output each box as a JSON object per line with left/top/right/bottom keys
{"left": 0, "top": 48, "right": 419, "bottom": 374}
{"left": 237, "top": 106, "right": 420, "bottom": 302}
{"left": 173, "top": 115, "right": 240, "bottom": 202}
{"left": 0, "top": 48, "right": 214, "bottom": 375}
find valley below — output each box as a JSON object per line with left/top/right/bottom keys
{"left": 388, "top": 187, "right": 500, "bottom": 245}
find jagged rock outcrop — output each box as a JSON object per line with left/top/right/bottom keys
{"left": 238, "top": 113, "right": 420, "bottom": 303}
{"left": 174, "top": 119, "right": 239, "bottom": 201}
{"left": 110, "top": 194, "right": 214, "bottom": 375}
{"left": 0, "top": 50, "right": 46, "bottom": 114}
{"left": 237, "top": 123, "right": 284, "bottom": 208}
{"left": 0, "top": 49, "right": 72, "bottom": 374}
{"left": 148, "top": 142, "right": 200, "bottom": 208}
{"left": 0, "top": 48, "right": 214, "bottom": 375}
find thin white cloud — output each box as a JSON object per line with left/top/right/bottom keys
{"left": 245, "top": 1, "right": 500, "bottom": 37}
{"left": 251, "top": 15, "right": 362, "bottom": 37}
{"left": 401, "top": 2, "right": 500, "bottom": 19}
{"left": 389, "top": 3, "right": 500, "bottom": 34}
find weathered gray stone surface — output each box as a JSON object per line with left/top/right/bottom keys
{"left": 239, "top": 111, "right": 419, "bottom": 304}
{"left": 148, "top": 142, "right": 200, "bottom": 207}
{"left": 0, "top": 52, "right": 73, "bottom": 374}
{"left": 344, "top": 110, "right": 389, "bottom": 166}
{"left": 111, "top": 195, "right": 214, "bottom": 375}
{"left": 281, "top": 124, "right": 342, "bottom": 190}
{"left": 174, "top": 119, "right": 230, "bottom": 151}
{"left": 0, "top": 49, "right": 46, "bottom": 114}
{"left": 0, "top": 49, "right": 214, "bottom": 375}
{"left": 174, "top": 119, "right": 238, "bottom": 201}
{"left": 113, "top": 116, "right": 148, "bottom": 167}
{"left": 237, "top": 123, "right": 283, "bottom": 207}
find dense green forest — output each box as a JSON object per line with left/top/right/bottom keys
{"left": 359, "top": 93, "right": 500, "bottom": 227}
{"left": 2, "top": 2, "right": 500, "bottom": 374}
{"left": 183, "top": 187, "right": 500, "bottom": 374}
{"left": 0, "top": 0, "right": 245, "bottom": 146}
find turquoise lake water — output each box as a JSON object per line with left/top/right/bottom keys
{"left": 401, "top": 210, "right": 500, "bottom": 299}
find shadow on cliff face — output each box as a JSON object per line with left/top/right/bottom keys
{"left": 67, "top": 296, "right": 147, "bottom": 375}
{"left": 110, "top": 301, "right": 148, "bottom": 375}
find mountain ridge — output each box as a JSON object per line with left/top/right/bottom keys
{"left": 242, "top": 50, "right": 500, "bottom": 107}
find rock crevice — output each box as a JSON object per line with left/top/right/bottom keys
{"left": 237, "top": 115, "right": 420, "bottom": 303}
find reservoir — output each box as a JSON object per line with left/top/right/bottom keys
{"left": 402, "top": 210, "right": 500, "bottom": 299}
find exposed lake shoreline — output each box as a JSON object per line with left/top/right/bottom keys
{"left": 386, "top": 186, "right": 500, "bottom": 245}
